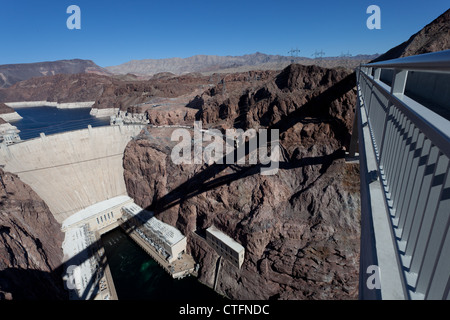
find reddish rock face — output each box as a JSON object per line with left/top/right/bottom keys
{"left": 0, "top": 103, "right": 14, "bottom": 114}
{"left": 0, "top": 169, "right": 66, "bottom": 300}
{"left": 0, "top": 72, "right": 213, "bottom": 113}
{"left": 0, "top": 59, "right": 110, "bottom": 89}
{"left": 194, "top": 65, "right": 356, "bottom": 147}
{"left": 372, "top": 8, "right": 450, "bottom": 62}
{"left": 0, "top": 73, "right": 116, "bottom": 104}
{"left": 123, "top": 64, "right": 361, "bottom": 300}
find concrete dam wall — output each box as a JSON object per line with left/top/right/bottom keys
{"left": 0, "top": 125, "right": 144, "bottom": 223}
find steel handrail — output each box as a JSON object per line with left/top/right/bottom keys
{"left": 362, "top": 49, "right": 450, "bottom": 73}
{"left": 356, "top": 51, "right": 450, "bottom": 299}
{"left": 357, "top": 71, "right": 450, "bottom": 159}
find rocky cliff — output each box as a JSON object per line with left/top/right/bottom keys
{"left": 0, "top": 103, "right": 14, "bottom": 114}
{"left": 0, "top": 72, "right": 212, "bottom": 115}
{"left": 123, "top": 64, "right": 361, "bottom": 300}
{"left": 0, "top": 103, "right": 17, "bottom": 120}
{"left": 92, "top": 73, "right": 212, "bottom": 114}
{"left": 0, "top": 59, "right": 110, "bottom": 89}
{"left": 373, "top": 8, "right": 450, "bottom": 62}
{"left": 195, "top": 65, "right": 355, "bottom": 147}
{"left": 0, "top": 73, "right": 115, "bottom": 104}
{"left": 0, "top": 169, "right": 66, "bottom": 300}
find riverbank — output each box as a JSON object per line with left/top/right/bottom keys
{"left": 4, "top": 101, "right": 96, "bottom": 109}
{"left": 0, "top": 112, "right": 22, "bottom": 121}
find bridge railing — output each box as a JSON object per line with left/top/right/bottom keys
{"left": 356, "top": 50, "right": 450, "bottom": 300}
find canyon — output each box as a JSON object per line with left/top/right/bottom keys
{"left": 0, "top": 8, "right": 448, "bottom": 300}
{"left": 123, "top": 64, "right": 361, "bottom": 299}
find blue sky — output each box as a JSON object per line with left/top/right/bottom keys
{"left": 0, "top": 0, "right": 448, "bottom": 67}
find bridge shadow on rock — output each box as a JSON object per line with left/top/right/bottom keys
{"left": 148, "top": 72, "right": 356, "bottom": 214}
{"left": 3, "top": 71, "right": 356, "bottom": 300}
{"left": 271, "top": 72, "right": 357, "bottom": 146}
{"left": 149, "top": 148, "right": 346, "bottom": 215}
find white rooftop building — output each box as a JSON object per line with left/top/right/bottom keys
{"left": 62, "top": 224, "right": 98, "bottom": 300}
{"left": 62, "top": 195, "right": 133, "bottom": 232}
{"left": 121, "top": 203, "right": 187, "bottom": 263}
{"left": 61, "top": 195, "right": 133, "bottom": 300}
{"left": 0, "top": 127, "right": 21, "bottom": 145}
{"left": 206, "top": 225, "right": 245, "bottom": 268}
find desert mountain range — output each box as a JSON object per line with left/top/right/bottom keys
{"left": 0, "top": 53, "right": 378, "bottom": 89}
{"left": 105, "top": 52, "right": 379, "bottom": 76}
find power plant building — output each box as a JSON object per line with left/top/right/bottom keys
{"left": 206, "top": 225, "right": 245, "bottom": 268}
{"left": 121, "top": 203, "right": 187, "bottom": 263}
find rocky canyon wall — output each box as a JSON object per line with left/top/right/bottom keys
{"left": 0, "top": 169, "right": 66, "bottom": 299}
{"left": 123, "top": 64, "right": 361, "bottom": 299}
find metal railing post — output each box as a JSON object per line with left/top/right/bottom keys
{"left": 356, "top": 49, "right": 450, "bottom": 300}
{"left": 391, "top": 69, "right": 409, "bottom": 95}
{"left": 374, "top": 68, "right": 381, "bottom": 81}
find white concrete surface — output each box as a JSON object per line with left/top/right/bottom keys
{"left": 90, "top": 108, "right": 119, "bottom": 118}
{"left": 58, "top": 101, "right": 96, "bottom": 109}
{"left": 62, "top": 195, "right": 132, "bottom": 230}
{"left": 5, "top": 101, "right": 57, "bottom": 108}
{"left": 0, "top": 112, "right": 23, "bottom": 121}
{"left": 0, "top": 125, "right": 144, "bottom": 223}
{"left": 62, "top": 224, "right": 98, "bottom": 300}
{"left": 0, "top": 122, "right": 20, "bottom": 134}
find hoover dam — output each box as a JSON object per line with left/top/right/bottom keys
{"left": 0, "top": 124, "right": 144, "bottom": 223}
{"left": 0, "top": 112, "right": 241, "bottom": 299}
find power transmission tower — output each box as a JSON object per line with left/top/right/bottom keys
{"left": 288, "top": 48, "right": 301, "bottom": 63}
{"left": 312, "top": 50, "right": 325, "bottom": 60}
{"left": 340, "top": 51, "right": 352, "bottom": 58}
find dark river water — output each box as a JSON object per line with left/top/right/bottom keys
{"left": 11, "top": 106, "right": 110, "bottom": 140}
{"left": 101, "top": 228, "right": 223, "bottom": 300}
